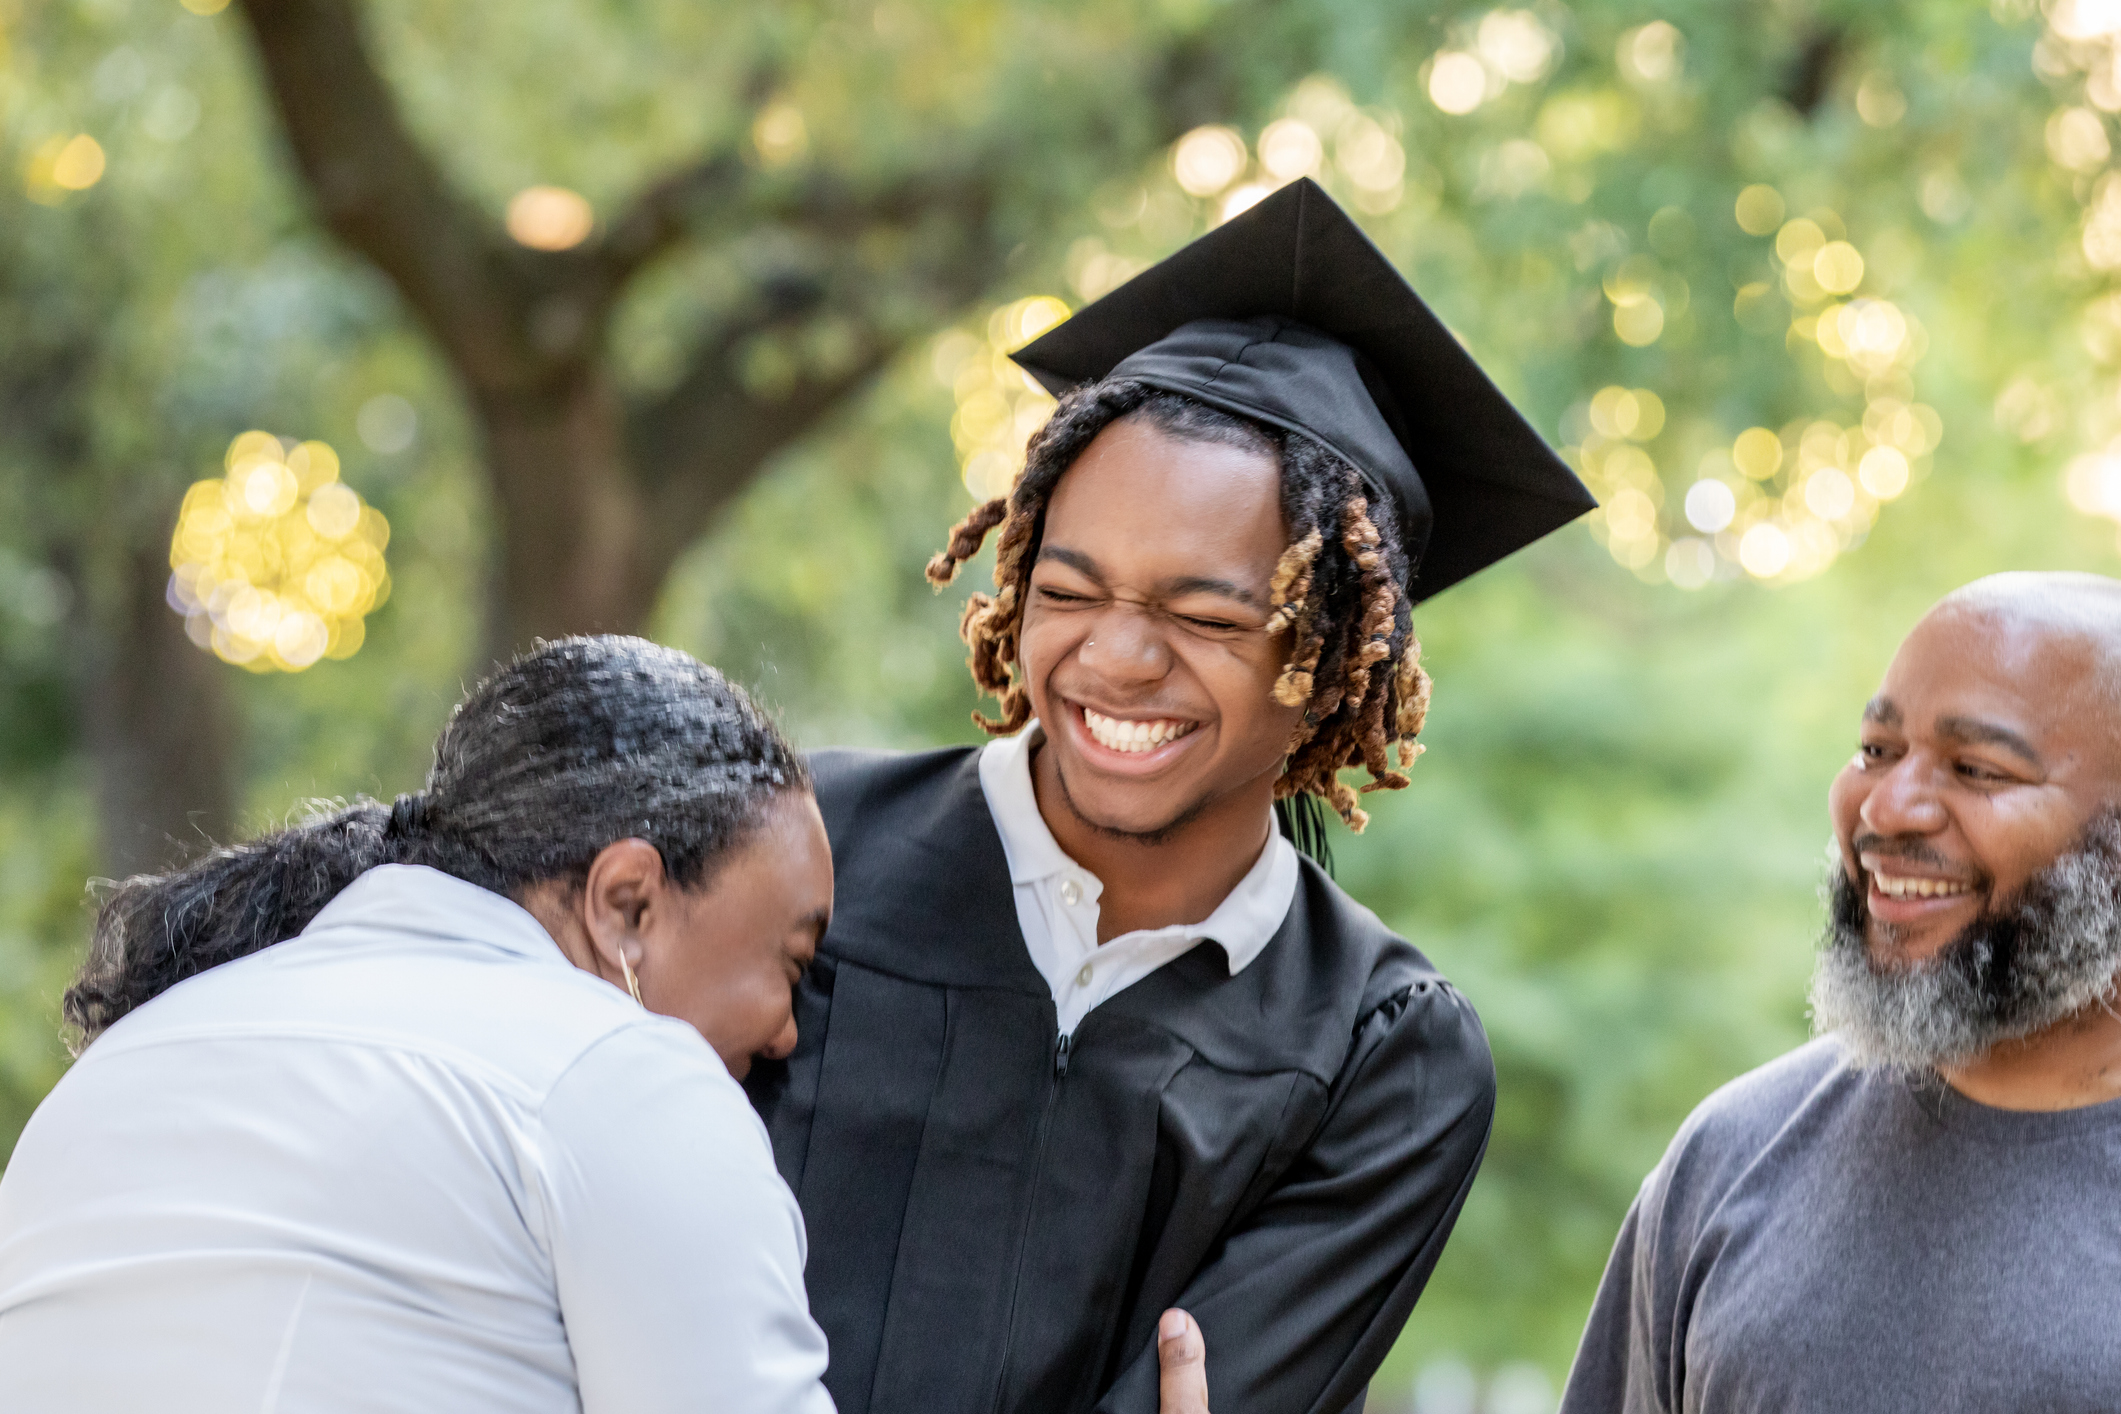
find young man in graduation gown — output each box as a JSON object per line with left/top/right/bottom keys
{"left": 744, "top": 179, "right": 1595, "bottom": 1414}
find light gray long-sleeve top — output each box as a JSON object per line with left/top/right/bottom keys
{"left": 0, "top": 863, "right": 835, "bottom": 1414}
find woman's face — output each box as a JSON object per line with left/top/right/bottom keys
{"left": 640, "top": 792, "right": 834, "bottom": 1079}
{"left": 534, "top": 791, "right": 834, "bottom": 1080}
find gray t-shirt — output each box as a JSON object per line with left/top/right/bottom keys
{"left": 1559, "top": 1036, "right": 2121, "bottom": 1414}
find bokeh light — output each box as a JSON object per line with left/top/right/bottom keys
{"left": 1173, "top": 126, "right": 1248, "bottom": 197}
{"left": 1734, "top": 184, "right": 1785, "bottom": 236}
{"left": 1665, "top": 537, "right": 1716, "bottom": 589}
{"left": 1476, "top": 11, "right": 1556, "bottom": 85}
{"left": 166, "top": 432, "right": 391, "bottom": 672}
{"left": 936, "top": 297, "right": 1069, "bottom": 501}
{"left": 1426, "top": 52, "right": 1488, "bottom": 116}
{"left": 2049, "top": 106, "right": 2112, "bottom": 170}
{"left": 1737, "top": 522, "right": 1790, "bottom": 578}
{"left": 1257, "top": 119, "right": 1323, "bottom": 181}
{"left": 1220, "top": 183, "right": 1270, "bottom": 224}
{"left": 1617, "top": 21, "right": 1684, "bottom": 84}
{"left": 1684, "top": 479, "right": 1736, "bottom": 533}
{"left": 752, "top": 101, "right": 809, "bottom": 167}
{"left": 506, "top": 186, "right": 594, "bottom": 251}
{"left": 25, "top": 134, "right": 105, "bottom": 204}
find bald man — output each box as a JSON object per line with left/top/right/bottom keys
{"left": 1560, "top": 572, "right": 2121, "bottom": 1414}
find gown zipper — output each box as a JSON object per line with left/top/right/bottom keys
{"left": 992, "top": 1027, "right": 1071, "bottom": 1411}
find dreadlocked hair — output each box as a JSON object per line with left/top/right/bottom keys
{"left": 926, "top": 380, "right": 1431, "bottom": 833}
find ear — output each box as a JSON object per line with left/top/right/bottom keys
{"left": 579, "top": 838, "right": 667, "bottom": 980}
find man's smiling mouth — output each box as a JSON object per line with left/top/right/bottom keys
{"left": 1870, "top": 872, "right": 1975, "bottom": 900}
{"left": 1081, "top": 707, "right": 1199, "bottom": 755}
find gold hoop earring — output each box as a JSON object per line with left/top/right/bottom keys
{"left": 621, "top": 954, "right": 644, "bottom": 1008}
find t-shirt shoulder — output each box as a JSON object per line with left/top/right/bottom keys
{"left": 1654, "top": 1036, "right": 1849, "bottom": 1204}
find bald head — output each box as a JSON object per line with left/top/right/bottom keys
{"left": 1922, "top": 572, "right": 2121, "bottom": 725}
{"left": 1828, "top": 571, "right": 2121, "bottom": 970}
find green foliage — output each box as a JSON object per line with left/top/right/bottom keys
{"left": 9, "top": 0, "right": 2121, "bottom": 1406}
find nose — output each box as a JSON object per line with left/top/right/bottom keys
{"left": 761, "top": 1013, "right": 799, "bottom": 1063}
{"left": 1858, "top": 752, "right": 1949, "bottom": 839}
{"left": 1078, "top": 602, "right": 1172, "bottom": 685}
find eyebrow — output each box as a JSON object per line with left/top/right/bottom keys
{"left": 1935, "top": 715, "right": 2044, "bottom": 767}
{"left": 1863, "top": 697, "right": 1901, "bottom": 726}
{"left": 1036, "top": 546, "right": 1268, "bottom": 609}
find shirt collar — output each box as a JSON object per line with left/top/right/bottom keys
{"left": 977, "top": 723, "right": 1298, "bottom": 975}
{"left": 303, "top": 864, "right": 569, "bottom": 965}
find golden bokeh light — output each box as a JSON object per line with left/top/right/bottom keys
{"left": 753, "top": 101, "right": 809, "bottom": 167}
{"left": 1612, "top": 296, "right": 1664, "bottom": 346}
{"left": 1734, "top": 184, "right": 1785, "bottom": 236}
{"left": 1173, "top": 126, "right": 1248, "bottom": 197}
{"left": 178, "top": 0, "right": 230, "bottom": 13}
{"left": 1219, "top": 183, "right": 1270, "bottom": 224}
{"left": 1737, "top": 522, "right": 1790, "bottom": 578}
{"left": 1811, "top": 241, "right": 1865, "bottom": 295}
{"left": 1476, "top": 11, "right": 1556, "bottom": 84}
{"left": 167, "top": 432, "right": 391, "bottom": 672}
{"left": 1257, "top": 119, "right": 1323, "bottom": 181}
{"left": 26, "top": 134, "right": 105, "bottom": 204}
{"left": 1617, "top": 21, "right": 1684, "bottom": 84}
{"left": 1335, "top": 112, "right": 1407, "bottom": 194}
{"left": 506, "top": 185, "right": 594, "bottom": 251}
{"left": 1426, "top": 52, "right": 1488, "bottom": 116}
{"left": 1732, "top": 427, "right": 1783, "bottom": 480}
{"left": 1588, "top": 386, "right": 1665, "bottom": 440}
{"left": 2049, "top": 106, "right": 2112, "bottom": 171}
{"left": 1857, "top": 445, "right": 1911, "bottom": 499}
{"left": 937, "top": 298, "right": 1069, "bottom": 502}
{"left": 52, "top": 135, "right": 106, "bottom": 189}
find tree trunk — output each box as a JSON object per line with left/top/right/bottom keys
{"left": 475, "top": 366, "right": 667, "bottom": 660}
{"left": 82, "top": 538, "right": 237, "bottom": 876}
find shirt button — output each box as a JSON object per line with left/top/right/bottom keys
{"left": 1060, "top": 879, "right": 1083, "bottom": 907}
{"left": 1076, "top": 963, "right": 1094, "bottom": 987}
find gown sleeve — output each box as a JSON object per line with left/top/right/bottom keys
{"left": 1096, "top": 979, "right": 1496, "bottom": 1414}
{"left": 535, "top": 1020, "right": 838, "bottom": 1414}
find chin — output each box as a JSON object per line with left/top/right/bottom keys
{"left": 1055, "top": 768, "right": 1208, "bottom": 845}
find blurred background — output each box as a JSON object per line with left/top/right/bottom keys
{"left": 5, "top": 0, "right": 2120, "bottom": 1407}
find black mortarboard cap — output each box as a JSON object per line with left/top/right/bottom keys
{"left": 1011, "top": 177, "right": 1595, "bottom": 601}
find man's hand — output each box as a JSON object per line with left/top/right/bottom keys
{"left": 1157, "top": 1308, "right": 1210, "bottom": 1414}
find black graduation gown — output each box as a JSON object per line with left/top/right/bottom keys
{"left": 744, "top": 747, "right": 1495, "bottom": 1414}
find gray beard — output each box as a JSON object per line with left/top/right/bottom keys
{"left": 1809, "top": 811, "right": 2121, "bottom": 1071}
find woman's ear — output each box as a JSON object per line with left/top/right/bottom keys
{"left": 579, "top": 838, "right": 666, "bottom": 980}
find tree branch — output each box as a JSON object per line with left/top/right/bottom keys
{"left": 234, "top": 0, "right": 545, "bottom": 387}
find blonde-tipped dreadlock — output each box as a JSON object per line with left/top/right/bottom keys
{"left": 928, "top": 382, "right": 1430, "bottom": 833}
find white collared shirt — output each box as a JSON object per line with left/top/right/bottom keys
{"left": 978, "top": 723, "right": 1299, "bottom": 1038}
{"left": 0, "top": 865, "right": 835, "bottom": 1414}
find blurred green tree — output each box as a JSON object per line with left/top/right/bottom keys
{"left": 12, "top": 0, "right": 2121, "bottom": 1406}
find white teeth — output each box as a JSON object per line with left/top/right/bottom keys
{"left": 1874, "top": 874, "right": 1972, "bottom": 900}
{"left": 1082, "top": 708, "right": 1197, "bottom": 755}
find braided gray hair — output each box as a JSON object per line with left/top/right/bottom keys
{"left": 64, "top": 636, "right": 808, "bottom": 1048}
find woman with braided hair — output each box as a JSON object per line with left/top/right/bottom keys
{"left": 0, "top": 636, "right": 843, "bottom": 1412}
{"left": 1, "top": 633, "right": 1221, "bottom": 1414}
{"left": 745, "top": 179, "right": 1596, "bottom": 1414}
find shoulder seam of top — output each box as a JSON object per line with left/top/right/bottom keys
{"left": 533, "top": 1016, "right": 704, "bottom": 1113}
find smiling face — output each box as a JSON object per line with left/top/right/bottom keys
{"left": 1828, "top": 588, "right": 2121, "bottom": 968}
{"left": 1020, "top": 416, "right": 1303, "bottom": 840}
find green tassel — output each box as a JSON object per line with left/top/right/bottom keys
{"left": 1274, "top": 795, "right": 1335, "bottom": 877}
